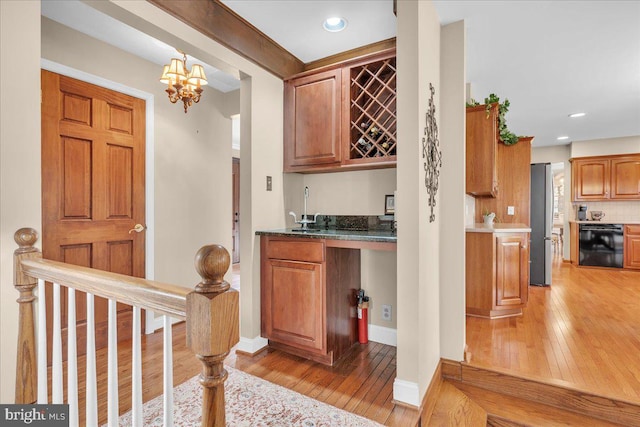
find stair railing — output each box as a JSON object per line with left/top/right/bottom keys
{"left": 13, "top": 227, "right": 238, "bottom": 427}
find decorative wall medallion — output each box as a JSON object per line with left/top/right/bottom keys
{"left": 422, "top": 83, "right": 442, "bottom": 223}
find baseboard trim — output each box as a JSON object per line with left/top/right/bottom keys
{"left": 236, "top": 336, "right": 269, "bottom": 356}
{"left": 393, "top": 378, "right": 420, "bottom": 408}
{"left": 151, "top": 315, "right": 181, "bottom": 332}
{"left": 368, "top": 324, "right": 397, "bottom": 347}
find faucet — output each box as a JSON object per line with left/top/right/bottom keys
{"left": 289, "top": 186, "right": 319, "bottom": 229}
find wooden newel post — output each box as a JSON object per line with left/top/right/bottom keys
{"left": 14, "top": 228, "right": 41, "bottom": 404}
{"left": 186, "top": 244, "right": 239, "bottom": 427}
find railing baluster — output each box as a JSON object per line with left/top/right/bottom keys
{"left": 67, "top": 288, "right": 79, "bottom": 427}
{"left": 132, "top": 306, "right": 143, "bottom": 426}
{"left": 52, "top": 282, "right": 63, "bottom": 404}
{"left": 107, "top": 298, "right": 119, "bottom": 427}
{"left": 85, "top": 293, "right": 98, "bottom": 426}
{"left": 13, "top": 228, "right": 40, "bottom": 405}
{"left": 163, "top": 315, "right": 174, "bottom": 427}
{"left": 37, "top": 279, "right": 48, "bottom": 404}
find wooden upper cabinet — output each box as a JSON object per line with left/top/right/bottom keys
{"left": 572, "top": 158, "right": 610, "bottom": 200}
{"left": 571, "top": 154, "right": 640, "bottom": 201}
{"left": 611, "top": 157, "right": 640, "bottom": 199}
{"left": 466, "top": 104, "right": 498, "bottom": 196}
{"left": 284, "top": 69, "right": 342, "bottom": 170}
{"left": 283, "top": 49, "right": 396, "bottom": 173}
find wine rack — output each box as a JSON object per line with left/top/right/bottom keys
{"left": 349, "top": 57, "right": 397, "bottom": 161}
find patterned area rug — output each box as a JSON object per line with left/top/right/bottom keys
{"left": 118, "top": 366, "right": 383, "bottom": 426}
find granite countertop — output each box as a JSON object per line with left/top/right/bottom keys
{"left": 256, "top": 228, "right": 397, "bottom": 243}
{"left": 569, "top": 220, "right": 640, "bottom": 225}
{"left": 466, "top": 223, "right": 532, "bottom": 233}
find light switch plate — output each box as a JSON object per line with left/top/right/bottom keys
{"left": 507, "top": 206, "right": 515, "bottom": 215}
{"left": 266, "top": 176, "right": 272, "bottom": 191}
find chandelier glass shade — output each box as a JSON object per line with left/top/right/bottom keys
{"left": 160, "top": 53, "right": 208, "bottom": 113}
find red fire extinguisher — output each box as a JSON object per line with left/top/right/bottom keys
{"left": 357, "top": 290, "right": 369, "bottom": 344}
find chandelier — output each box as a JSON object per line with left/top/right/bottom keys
{"left": 160, "top": 52, "right": 208, "bottom": 113}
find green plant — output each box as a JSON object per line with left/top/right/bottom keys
{"left": 466, "top": 93, "right": 520, "bottom": 145}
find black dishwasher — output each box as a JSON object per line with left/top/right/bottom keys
{"left": 578, "top": 223, "right": 624, "bottom": 268}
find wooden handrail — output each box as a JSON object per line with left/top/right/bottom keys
{"left": 14, "top": 227, "right": 239, "bottom": 427}
{"left": 20, "top": 258, "right": 190, "bottom": 319}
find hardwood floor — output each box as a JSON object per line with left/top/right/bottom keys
{"left": 466, "top": 255, "right": 640, "bottom": 404}
{"left": 72, "top": 323, "right": 417, "bottom": 426}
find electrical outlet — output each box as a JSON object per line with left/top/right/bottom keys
{"left": 382, "top": 304, "right": 392, "bottom": 321}
{"left": 507, "top": 206, "right": 515, "bottom": 215}
{"left": 266, "top": 176, "right": 272, "bottom": 191}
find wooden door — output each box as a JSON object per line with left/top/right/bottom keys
{"left": 41, "top": 70, "right": 146, "bottom": 357}
{"left": 572, "top": 158, "right": 610, "bottom": 200}
{"left": 495, "top": 234, "right": 529, "bottom": 307}
{"left": 262, "top": 259, "right": 325, "bottom": 352}
{"left": 232, "top": 157, "right": 240, "bottom": 264}
{"left": 284, "top": 68, "right": 342, "bottom": 171}
{"left": 610, "top": 156, "right": 640, "bottom": 200}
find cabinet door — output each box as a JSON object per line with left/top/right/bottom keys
{"left": 624, "top": 226, "right": 640, "bottom": 269}
{"left": 262, "top": 259, "right": 326, "bottom": 352}
{"left": 611, "top": 157, "right": 640, "bottom": 200}
{"left": 284, "top": 69, "right": 341, "bottom": 170}
{"left": 573, "top": 158, "right": 610, "bottom": 200}
{"left": 495, "top": 235, "right": 529, "bottom": 307}
{"left": 466, "top": 104, "right": 498, "bottom": 196}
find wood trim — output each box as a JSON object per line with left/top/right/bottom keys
{"left": 416, "top": 361, "right": 443, "bottom": 426}
{"left": 304, "top": 38, "right": 396, "bottom": 72}
{"left": 146, "top": 0, "right": 304, "bottom": 78}
{"left": 456, "top": 363, "right": 640, "bottom": 426}
{"left": 441, "top": 358, "right": 463, "bottom": 381}
{"left": 325, "top": 239, "right": 396, "bottom": 251}
{"left": 21, "top": 258, "right": 189, "bottom": 319}
{"left": 569, "top": 153, "right": 640, "bottom": 162}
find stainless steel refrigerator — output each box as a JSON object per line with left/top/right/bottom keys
{"left": 530, "top": 163, "right": 552, "bottom": 286}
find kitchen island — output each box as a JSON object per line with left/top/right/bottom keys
{"left": 256, "top": 228, "right": 396, "bottom": 365}
{"left": 466, "top": 223, "right": 531, "bottom": 319}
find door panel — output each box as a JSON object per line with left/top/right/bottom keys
{"left": 42, "top": 70, "right": 145, "bottom": 360}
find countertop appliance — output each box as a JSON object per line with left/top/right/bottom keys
{"left": 578, "top": 223, "right": 624, "bottom": 268}
{"left": 577, "top": 204, "right": 588, "bottom": 220}
{"left": 530, "top": 163, "right": 552, "bottom": 286}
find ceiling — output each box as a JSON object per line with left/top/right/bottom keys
{"left": 43, "top": 1, "right": 640, "bottom": 148}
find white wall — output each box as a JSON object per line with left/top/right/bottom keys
{"left": 439, "top": 20, "right": 466, "bottom": 361}
{"left": 571, "top": 135, "right": 640, "bottom": 157}
{"left": 41, "top": 17, "right": 234, "bottom": 289}
{"left": 395, "top": 0, "right": 441, "bottom": 406}
{"left": 95, "top": 0, "right": 286, "bottom": 351}
{"left": 0, "top": 0, "right": 41, "bottom": 403}
{"left": 287, "top": 169, "right": 398, "bottom": 329}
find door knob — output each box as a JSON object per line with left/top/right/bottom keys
{"left": 128, "top": 224, "right": 146, "bottom": 234}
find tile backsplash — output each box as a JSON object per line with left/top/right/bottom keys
{"left": 574, "top": 201, "right": 640, "bottom": 222}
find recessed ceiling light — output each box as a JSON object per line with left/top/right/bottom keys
{"left": 568, "top": 112, "right": 586, "bottom": 118}
{"left": 557, "top": 136, "right": 570, "bottom": 140}
{"left": 323, "top": 17, "right": 348, "bottom": 32}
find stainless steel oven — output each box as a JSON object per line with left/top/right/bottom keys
{"left": 578, "top": 223, "right": 624, "bottom": 268}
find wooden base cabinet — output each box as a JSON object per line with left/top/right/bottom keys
{"left": 624, "top": 225, "right": 640, "bottom": 270}
{"left": 466, "top": 232, "right": 530, "bottom": 319}
{"left": 260, "top": 236, "right": 359, "bottom": 365}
